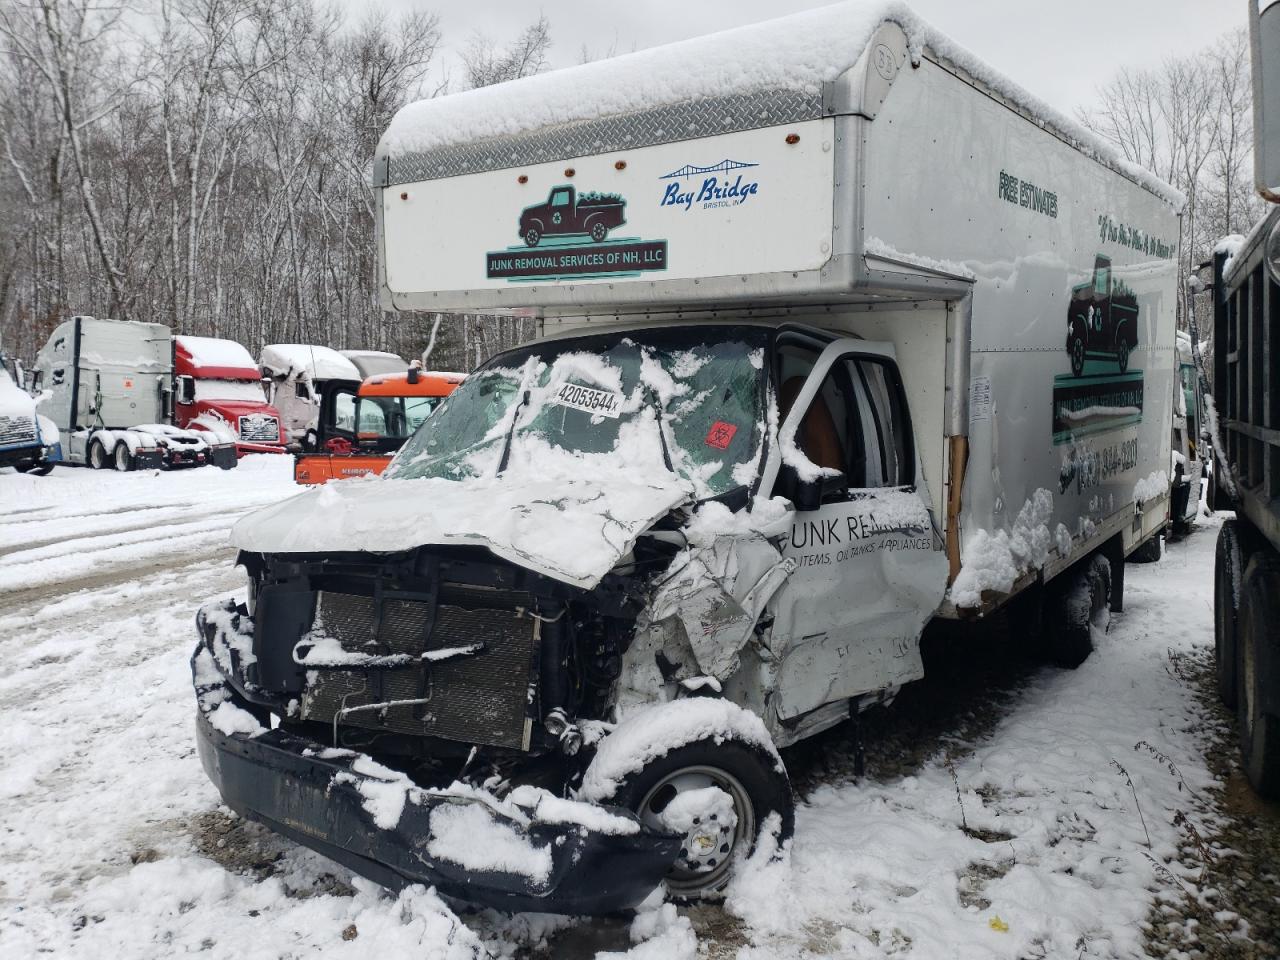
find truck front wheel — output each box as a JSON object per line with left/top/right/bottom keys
{"left": 1215, "top": 520, "right": 1245, "bottom": 709}
{"left": 88, "top": 440, "right": 109, "bottom": 470}
{"left": 1238, "top": 554, "right": 1280, "bottom": 798}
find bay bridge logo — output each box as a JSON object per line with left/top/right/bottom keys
{"left": 659, "top": 159, "right": 760, "bottom": 212}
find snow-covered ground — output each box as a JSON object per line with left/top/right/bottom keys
{"left": 0, "top": 461, "right": 1244, "bottom": 958}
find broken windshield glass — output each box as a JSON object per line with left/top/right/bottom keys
{"left": 384, "top": 328, "right": 768, "bottom": 499}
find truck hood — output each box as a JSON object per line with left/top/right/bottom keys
{"left": 231, "top": 474, "right": 695, "bottom": 589}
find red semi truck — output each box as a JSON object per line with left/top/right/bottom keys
{"left": 173, "top": 336, "right": 287, "bottom": 456}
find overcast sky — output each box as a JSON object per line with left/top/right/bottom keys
{"left": 357, "top": 0, "right": 1248, "bottom": 117}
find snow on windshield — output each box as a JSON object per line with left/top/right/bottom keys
{"left": 385, "top": 332, "right": 767, "bottom": 500}
{"left": 193, "top": 380, "right": 268, "bottom": 404}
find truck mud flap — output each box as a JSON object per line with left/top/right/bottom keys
{"left": 192, "top": 641, "right": 681, "bottom": 914}
{"left": 210, "top": 445, "right": 238, "bottom": 470}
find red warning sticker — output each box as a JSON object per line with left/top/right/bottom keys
{"left": 705, "top": 421, "right": 738, "bottom": 450}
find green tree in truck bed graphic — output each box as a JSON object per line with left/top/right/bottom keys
{"left": 519, "top": 185, "right": 627, "bottom": 247}
{"left": 1066, "top": 254, "right": 1139, "bottom": 376}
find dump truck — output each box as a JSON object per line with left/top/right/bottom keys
{"left": 31, "top": 316, "right": 237, "bottom": 470}
{"left": 293, "top": 367, "right": 463, "bottom": 484}
{"left": 173, "top": 336, "right": 286, "bottom": 456}
{"left": 193, "top": 1, "right": 1181, "bottom": 913}
{"left": 1207, "top": 0, "right": 1280, "bottom": 801}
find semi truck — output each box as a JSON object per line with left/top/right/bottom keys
{"left": 31, "top": 316, "right": 237, "bottom": 470}
{"left": 292, "top": 366, "right": 463, "bottom": 484}
{"left": 341, "top": 349, "right": 408, "bottom": 379}
{"left": 259, "top": 344, "right": 362, "bottom": 449}
{"left": 1207, "top": 0, "right": 1280, "bottom": 801}
{"left": 0, "top": 364, "right": 60, "bottom": 474}
{"left": 192, "top": 2, "right": 1180, "bottom": 913}
{"left": 173, "top": 336, "right": 287, "bottom": 456}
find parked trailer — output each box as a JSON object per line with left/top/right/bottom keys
{"left": 193, "top": 2, "right": 1181, "bottom": 913}
{"left": 1208, "top": 0, "right": 1280, "bottom": 801}
{"left": 173, "top": 335, "right": 287, "bottom": 456}
{"left": 31, "top": 317, "right": 237, "bottom": 471}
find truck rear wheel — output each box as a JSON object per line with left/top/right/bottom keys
{"left": 1069, "top": 326, "right": 1086, "bottom": 377}
{"left": 1238, "top": 554, "right": 1280, "bottom": 799}
{"left": 590, "top": 222, "right": 608, "bottom": 242}
{"left": 1215, "top": 521, "right": 1245, "bottom": 709}
{"left": 113, "top": 443, "right": 134, "bottom": 472}
{"left": 1046, "top": 554, "right": 1110, "bottom": 668}
{"left": 1116, "top": 337, "right": 1130, "bottom": 373}
{"left": 523, "top": 227, "right": 541, "bottom": 247}
{"left": 88, "top": 440, "right": 108, "bottom": 470}
{"left": 1128, "top": 533, "right": 1163, "bottom": 563}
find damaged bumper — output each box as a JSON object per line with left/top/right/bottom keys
{"left": 191, "top": 603, "right": 681, "bottom": 914}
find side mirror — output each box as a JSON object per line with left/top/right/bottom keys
{"left": 778, "top": 462, "right": 849, "bottom": 511}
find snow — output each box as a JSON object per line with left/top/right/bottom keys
{"left": 1203, "top": 393, "right": 1237, "bottom": 499}
{"left": 0, "top": 367, "right": 37, "bottom": 419}
{"left": 950, "top": 488, "right": 1054, "bottom": 608}
{"left": 381, "top": 0, "right": 1183, "bottom": 208}
{"left": 505, "top": 785, "right": 641, "bottom": 836}
{"left": 1133, "top": 470, "right": 1169, "bottom": 503}
{"left": 259, "top": 343, "right": 361, "bottom": 383}
{"left": 1215, "top": 230, "right": 1249, "bottom": 280}
{"left": 864, "top": 235, "right": 977, "bottom": 280}
{"left": 427, "top": 802, "right": 553, "bottom": 884}
{"left": 231, "top": 474, "right": 693, "bottom": 590}
{"left": 579, "top": 698, "right": 782, "bottom": 803}
{"left": 656, "top": 786, "right": 737, "bottom": 837}
{"left": 206, "top": 700, "right": 266, "bottom": 738}
{"left": 175, "top": 335, "right": 257, "bottom": 372}
{"left": 0, "top": 452, "right": 1248, "bottom": 957}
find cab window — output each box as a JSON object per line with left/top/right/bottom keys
{"left": 550, "top": 188, "right": 571, "bottom": 208}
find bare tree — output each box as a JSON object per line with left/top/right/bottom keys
{"left": 461, "top": 15, "right": 550, "bottom": 89}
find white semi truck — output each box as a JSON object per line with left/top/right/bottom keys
{"left": 32, "top": 316, "right": 238, "bottom": 470}
{"left": 192, "top": 2, "right": 1181, "bottom": 913}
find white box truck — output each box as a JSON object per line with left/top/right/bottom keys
{"left": 32, "top": 316, "right": 238, "bottom": 470}
{"left": 191, "top": 2, "right": 1181, "bottom": 913}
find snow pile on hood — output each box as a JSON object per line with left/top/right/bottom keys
{"left": 231, "top": 473, "right": 691, "bottom": 589}
{"left": 950, "top": 488, "right": 1054, "bottom": 608}
{"left": 259, "top": 343, "right": 360, "bottom": 382}
{"left": 174, "top": 335, "right": 257, "bottom": 371}
{"left": 578, "top": 698, "right": 781, "bottom": 803}
{"left": 1133, "top": 470, "right": 1169, "bottom": 503}
{"left": 0, "top": 368, "right": 36, "bottom": 419}
{"left": 381, "top": 0, "right": 1182, "bottom": 207}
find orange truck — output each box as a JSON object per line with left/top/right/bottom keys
{"left": 293, "top": 367, "right": 463, "bottom": 484}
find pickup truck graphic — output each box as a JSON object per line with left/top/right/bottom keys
{"left": 1066, "top": 254, "right": 1139, "bottom": 376}
{"left": 519, "top": 185, "right": 626, "bottom": 247}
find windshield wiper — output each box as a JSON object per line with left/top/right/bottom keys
{"left": 645, "top": 387, "right": 675, "bottom": 474}
{"left": 497, "top": 389, "right": 530, "bottom": 475}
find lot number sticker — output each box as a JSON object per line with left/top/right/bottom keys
{"left": 554, "top": 382, "right": 623, "bottom": 418}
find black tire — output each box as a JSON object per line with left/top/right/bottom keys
{"left": 113, "top": 442, "right": 134, "bottom": 472}
{"left": 1238, "top": 554, "right": 1280, "bottom": 799}
{"left": 523, "top": 227, "right": 541, "bottom": 247}
{"left": 12, "top": 462, "right": 31, "bottom": 473}
{"left": 1215, "top": 521, "right": 1245, "bottom": 709}
{"left": 1129, "top": 533, "right": 1163, "bottom": 564}
{"left": 88, "top": 440, "right": 108, "bottom": 470}
{"left": 30, "top": 462, "right": 53, "bottom": 476}
{"left": 1046, "top": 554, "right": 1110, "bottom": 668}
{"left": 589, "top": 222, "right": 608, "bottom": 242}
{"left": 1069, "top": 330, "right": 1086, "bottom": 377}
{"left": 1117, "top": 337, "right": 1130, "bottom": 373}
{"left": 588, "top": 735, "right": 793, "bottom": 901}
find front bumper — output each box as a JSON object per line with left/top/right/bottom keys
{"left": 235, "top": 442, "right": 287, "bottom": 457}
{"left": 192, "top": 604, "right": 680, "bottom": 914}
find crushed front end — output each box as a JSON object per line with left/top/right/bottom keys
{"left": 191, "top": 543, "right": 684, "bottom": 914}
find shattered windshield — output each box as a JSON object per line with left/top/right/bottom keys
{"left": 384, "top": 328, "right": 768, "bottom": 498}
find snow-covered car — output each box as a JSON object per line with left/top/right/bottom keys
{"left": 0, "top": 367, "right": 60, "bottom": 474}
{"left": 193, "top": 2, "right": 1182, "bottom": 915}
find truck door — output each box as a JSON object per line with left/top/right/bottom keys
{"left": 764, "top": 337, "right": 948, "bottom": 723}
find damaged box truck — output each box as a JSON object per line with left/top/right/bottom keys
{"left": 192, "top": 1, "right": 1181, "bottom": 913}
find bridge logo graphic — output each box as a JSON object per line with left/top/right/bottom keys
{"left": 660, "top": 159, "right": 759, "bottom": 179}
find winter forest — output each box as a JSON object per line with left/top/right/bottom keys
{"left": 0, "top": 0, "right": 1263, "bottom": 372}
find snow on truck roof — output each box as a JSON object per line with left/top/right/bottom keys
{"left": 260, "top": 344, "right": 361, "bottom": 382}
{"left": 174, "top": 336, "right": 259, "bottom": 378}
{"left": 381, "top": 0, "right": 1183, "bottom": 209}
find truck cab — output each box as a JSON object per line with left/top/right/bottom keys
{"left": 293, "top": 367, "right": 463, "bottom": 484}
{"left": 260, "top": 344, "right": 362, "bottom": 450}
{"left": 173, "top": 336, "right": 286, "bottom": 456}
{"left": 0, "top": 365, "right": 59, "bottom": 474}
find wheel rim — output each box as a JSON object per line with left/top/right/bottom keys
{"left": 90, "top": 444, "right": 104, "bottom": 468}
{"left": 1072, "top": 338, "right": 1084, "bottom": 373}
{"left": 637, "top": 764, "right": 755, "bottom": 896}
{"left": 1118, "top": 341, "right": 1129, "bottom": 371}
{"left": 591, "top": 224, "right": 606, "bottom": 241}
{"left": 525, "top": 229, "right": 539, "bottom": 247}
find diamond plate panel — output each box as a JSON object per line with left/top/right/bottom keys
{"left": 387, "top": 89, "right": 823, "bottom": 185}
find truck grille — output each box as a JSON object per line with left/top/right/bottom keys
{"left": 238, "top": 414, "right": 279, "bottom": 443}
{"left": 0, "top": 415, "right": 37, "bottom": 446}
{"left": 302, "top": 586, "right": 539, "bottom": 751}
